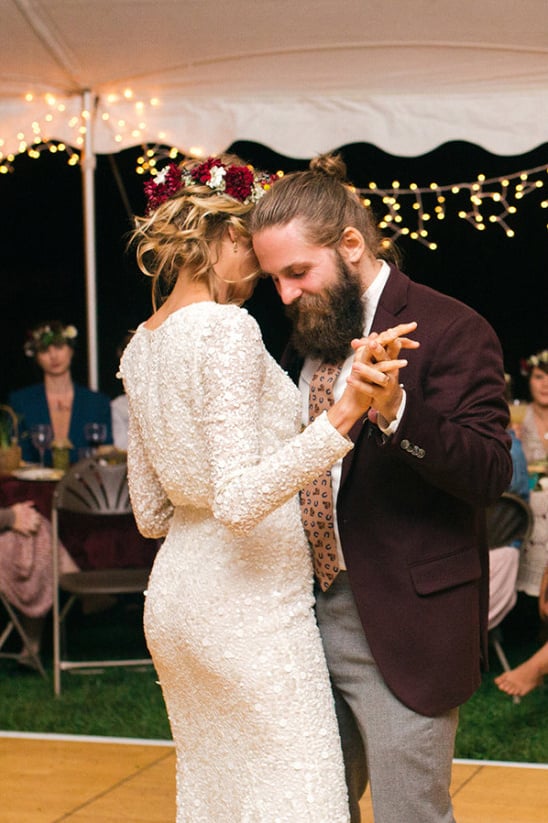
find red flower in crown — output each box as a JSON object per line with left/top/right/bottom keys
{"left": 144, "top": 164, "right": 182, "bottom": 214}
{"left": 144, "top": 156, "right": 277, "bottom": 214}
{"left": 224, "top": 165, "right": 255, "bottom": 201}
{"left": 190, "top": 157, "right": 224, "bottom": 184}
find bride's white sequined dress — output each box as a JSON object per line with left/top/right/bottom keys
{"left": 120, "top": 302, "right": 351, "bottom": 823}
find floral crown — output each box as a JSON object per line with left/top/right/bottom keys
{"left": 144, "top": 157, "right": 277, "bottom": 214}
{"left": 24, "top": 322, "right": 78, "bottom": 358}
{"left": 520, "top": 348, "right": 548, "bottom": 376}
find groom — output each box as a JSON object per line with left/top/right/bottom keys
{"left": 250, "top": 155, "right": 512, "bottom": 822}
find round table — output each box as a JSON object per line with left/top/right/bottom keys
{"left": 0, "top": 474, "right": 159, "bottom": 571}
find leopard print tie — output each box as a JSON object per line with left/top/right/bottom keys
{"left": 300, "top": 362, "right": 342, "bottom": 591}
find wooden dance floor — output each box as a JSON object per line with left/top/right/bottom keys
{"left": 1, "top": 732, "right": 546, "bottom": 822}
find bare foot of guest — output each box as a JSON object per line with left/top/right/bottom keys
{"left": 495, "top": 642, "right": 548, "bottom": 697}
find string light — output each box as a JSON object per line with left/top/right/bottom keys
{"left": 355, "top": 166, "right": 547, "bottom": 249}
{"left": 0, "top": 90, "right": 546, "bottom": 249}
{"left": 135, "top": 144, "right": 185, "bottom": 175}
{"left": 0, "top": 92, "right": 83, "bottom": 171}
{"left": 140, "top": 144, "right": 546, "bottom": 250}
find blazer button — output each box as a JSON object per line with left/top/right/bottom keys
{"left": 417, "top": 448, "right": 425, "bottom": 459}
{"left": 401, "top": 439, "right": 410, "bottom": 450}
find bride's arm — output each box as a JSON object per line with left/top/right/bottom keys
{"left": 201, "top": 312, "right": 413, "bottom": 535}
{"left": 126, "top": 394, "right": 174, "bottom": 538}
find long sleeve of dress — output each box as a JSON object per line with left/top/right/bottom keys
{"left": 126, "top": 394, "right": 174, "bottom": 538}
{"left": 198, "top": 310, "right": 352, "bottom": 534}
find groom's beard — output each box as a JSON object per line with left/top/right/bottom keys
{"left": 285, "top": 253, "right": 365, "bottom": 364}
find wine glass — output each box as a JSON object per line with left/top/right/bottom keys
{"left": 84, "top": 422, "right": 107, "bottom": 456}
{"left": 509, "top": 399, "right": 528, "bottom": 427}
{"left": 30, "top": 423, "right": 53, "bottom": 468}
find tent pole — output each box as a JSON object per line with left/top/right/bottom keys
{"left": 81, "top": 89, "right": 98, "bottom": 390}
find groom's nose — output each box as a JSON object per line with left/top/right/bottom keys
{"left": 274, "top": 277, "right": 303, "bottom": 305}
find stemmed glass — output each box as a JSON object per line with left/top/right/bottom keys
{"left": 30, "top": 423, "right": 53, "bottom": 468}
{"left": 509, "top": 399, "right": 528, "bottom": 429}
{"left": 84, "top": 422, "right": 107, "bottom": 456}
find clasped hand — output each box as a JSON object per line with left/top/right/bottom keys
{"left": 11, "top": 501, "right": 40, "bottom": 536}
{"left": 345, "top": 321, "right": 419, "bottom": 424}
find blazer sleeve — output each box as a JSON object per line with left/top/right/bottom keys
{"left": 375, "top": 295, "right": 512, "bottom": 507}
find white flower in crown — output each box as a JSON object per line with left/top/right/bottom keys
{"left": 251, "top": 181, "right": 269, "bottom": 202}
{"left": 153, "top": 166, "right": 169, "bottom": 186}
{"left": 530, "top": 350, "right": 548, "bottom": 367}
{"left": 24, "top": 321, "right": 79, "bottom": 357}
{"left": 521, "top": 348, "right": 548, "bottom": 375}
{"left": 207, "top": 165, "right": 227, "bottom": 190}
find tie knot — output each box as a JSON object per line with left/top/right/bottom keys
{"left": 314, "top": 361, "right": 341, "bottom": 379}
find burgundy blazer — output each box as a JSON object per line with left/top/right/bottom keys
{"left": 285, "top": 265, "right": 513, "bottom": 716}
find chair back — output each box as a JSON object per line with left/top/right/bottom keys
{"left": 485, "top": 492, "right": 534, "bottom": 549}
{"left": 51, "top": 457, "right": 153, "bottom": 695}
{"left": 52, "top": 458, "right": 131, "bottom": 515}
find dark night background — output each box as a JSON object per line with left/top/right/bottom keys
{"left": 0, "top": 140, "right": 546, "bottom": 404}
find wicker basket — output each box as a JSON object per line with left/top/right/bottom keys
{"left": 0, "top": 404, "right": 22, "bottom": 474}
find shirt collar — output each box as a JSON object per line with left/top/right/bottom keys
{"left": 363, "top": 260, "right": 390, "bottom": 335}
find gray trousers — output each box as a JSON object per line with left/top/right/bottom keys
{"left": 315, "top": 572, "right": 458, "bottom": 823}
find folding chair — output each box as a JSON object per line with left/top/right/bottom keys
{"left": 0, "top": 592, "right": 47, "bottom": 678}
{"left": 486, "top": 492, "right": 533, "bottom": 553}
{"left": 486, "top": 491, "right": 534, "bottom": 703}
{"left": 52, "top": 458, "right": 153, "bottom": 695}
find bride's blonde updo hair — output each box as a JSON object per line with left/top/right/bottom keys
{"left": 132, "top": 154, "right": 274, "bottom": 308}
{"left": 249, "top": 152, "right": 387, "bottom": 259}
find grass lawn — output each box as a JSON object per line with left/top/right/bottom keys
{"left": 1, "top": 593, "right": 546, "bottom": 762}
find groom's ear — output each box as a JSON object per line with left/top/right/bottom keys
{"left": 337, "top": 226, "right": 365, "bottom": 264}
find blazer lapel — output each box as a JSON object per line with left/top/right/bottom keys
{"left": 340, "top": 265, "right": 410, "bottom": 488}
{"left": 371, "top": 264, "right": 409, "bottom": 333}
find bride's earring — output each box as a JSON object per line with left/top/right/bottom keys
{"left": 233, "top": 240, "right": 238, "bottom": 254}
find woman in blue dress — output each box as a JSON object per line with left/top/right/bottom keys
{"left": 9, "top": 321, "right": 112, "bottom": 465}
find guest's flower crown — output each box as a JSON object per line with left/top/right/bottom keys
{"left": 144, "top": 157, "right": 277, "bottom": 214}
{"left": 24, "top": 322, "right": 78, "bottom": 358}
{"left": 520, "top": 348, "right": 548, "bottom": 376}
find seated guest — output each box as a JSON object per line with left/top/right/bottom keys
{"left": 9, "top": 321, "right": 113, "bottom": 465}
{"left": 0, "top": 502, "right": 78, "bottom": 666}
{"left": 496, "top": 563, "right": 548, "bottom": 697}
{"left": 488, "top": 379, "right": 530, "bottom": 631}
{"left": 513, "top": 351, "right": 548, "bottom": 600}
{"left": 519, "top": 348, "right": 548, "bottom": 463}
{"left": 496, "top": 641, "right": 548, "bottom": 696}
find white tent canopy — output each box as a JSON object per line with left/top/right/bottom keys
{"left": 2, "top": 0, "right": 548, "bottom": 158}
{"left": 1, "top": 0, "right": 547, "bottom": 386}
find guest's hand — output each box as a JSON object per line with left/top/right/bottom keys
{"left": 11, "top": 501, "right": 40, "bottom": 535}
{"left": 509, "top": 422, "right": 523, "bottom": 441}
